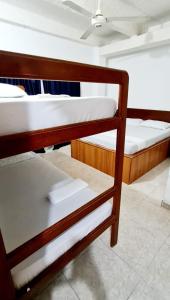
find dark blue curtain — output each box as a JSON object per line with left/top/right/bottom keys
{"left": 0, "top": 78, "right": 41, "bottom": 95}
{"left": 0, "top": 79, "right": 80, "bottom": 96}
{"left": 43, "top": 81, "right": 80, "bottom": 96}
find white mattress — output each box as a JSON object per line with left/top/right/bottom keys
{"left": 0, "top": 156, "right": 112, "bottom": 288}
{"left": 81, "top": 125, "right": 170, "bottom": 155}
{"left": 0, "top": 95, "right": 117, "bottom": 135}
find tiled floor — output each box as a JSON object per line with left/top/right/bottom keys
{"left": 34, "top": 148, "right": 170, "bottom": 300}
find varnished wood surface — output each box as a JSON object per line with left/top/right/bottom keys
{"left": 129, "top": 138, "right": 170, "bottom": 183}
{"left": 0, "top": 50, "right": 129, "bottom": 299}
{"left": 110, "top": 77, "right": 128, "bottom": 245}
{"left": 0, "top": 50, "right": 128, "bottom": 84}
{"left": 71, "top": 139, "right": 116, "bottom": 177}
{"left": 71, "top": 140, "right": 131, "bottom": 183}
{"left": 0, "top": 118, "right": 120, "bottom": 159}
{"left": 127, "top": 108, "right": 170, "bottom": 122}
{"left": 71, "top": 137, "right": 170, "bottom": 184}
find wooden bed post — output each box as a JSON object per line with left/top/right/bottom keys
{"left": 111, "top": 75, "right": 129, "bottom": 247}
{"left": 0, "top": 231, "right": 16, "bottom": 300}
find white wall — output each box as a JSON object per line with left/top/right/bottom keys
{"left": 107, "top": 45, "right": 170, "bottom": 111}
{"left": 0, "top": 21, "right": 97, "bottom": 96}
{"left": 3, "top": 19, "right": 170, "bottom": 110}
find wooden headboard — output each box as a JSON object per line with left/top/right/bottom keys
{"left": 127, "top": 108, "right": 170, "bottom": 123}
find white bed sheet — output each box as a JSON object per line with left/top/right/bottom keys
{"left": 0, "top": 157, "right": 112, "bottom": 288}
{"left": 0, "top": 95, "right": 117, "bottom": 135}
{"left": 81, "top": 125, "right": 170, "bottom": 155}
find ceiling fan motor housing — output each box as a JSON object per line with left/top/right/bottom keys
{"left": 91, "top": 14, "right": 107, "bottom": 28}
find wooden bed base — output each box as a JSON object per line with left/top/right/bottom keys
{"left": 71, "top": 108, "right": 170, "bottom": 184}
{"left": 0, "top": 51, "right": 128, "bottom": 300}
{"left": 71, "top": 137, "right": 170, "bottom": 184}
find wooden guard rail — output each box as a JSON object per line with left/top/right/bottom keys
{"left": 0, "top": 118, "right": 120, "bottom": 159}
{"left": 127, "top": 108, "right": 170, "bottom": 122}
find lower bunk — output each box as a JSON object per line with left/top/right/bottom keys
{"left": 0, "top": 153, "right": 113, "bottom": 298}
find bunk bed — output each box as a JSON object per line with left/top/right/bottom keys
{"left": 71, "top": 108, "right": 170, "bottom": 184}
{"left": 0, "top": 50, "right": 128, "bottom": 300}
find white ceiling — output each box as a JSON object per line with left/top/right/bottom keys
{"left": 1, "top": 0, "right": 170, "bottom": 46}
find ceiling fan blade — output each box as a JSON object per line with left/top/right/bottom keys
{"left": 80, "top": 26, "right": 95, "bottom": 40}
{"left": 62, "top": 1, "right": 92, "bottom": 17}
{"left": 107, "top": 16, "right": 150, "bottom": 23}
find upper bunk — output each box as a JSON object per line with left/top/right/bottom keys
{"left": 0, "top": 50, "right": 128, "bottom": 159}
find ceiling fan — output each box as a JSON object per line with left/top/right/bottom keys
{"left": 62, "top": 0, "right": 149, "bottom": 39}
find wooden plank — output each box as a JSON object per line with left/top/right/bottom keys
{"left": 122, "top": 157, "right": 132, "bottom": 184}
{"left": 71, "top": 140, "right": 116, "bottom": 176}
{"left": 129, "top": 138, "right": 170, "bottom": 183}
{"left": 107, "top": 82, "right": 128, "bottom": 245}
{"left": 0, "top": 50, "right": 128, "bottom": 84}
{"left": 0, "top": 117, "right": 120, "bottom": 159}
{"left": 127, "top": 108, "right": 170, "bottom": 122}
{"left": 71, "top": 140, "right": 132, "bottom": 184}
{"left": 71, "top": 137, "right": 170, "bottom": 184}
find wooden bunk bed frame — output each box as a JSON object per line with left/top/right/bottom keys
{"left": 0, "top": 51, "right": 128, "bottom": 300}
{"left": 71, "top": 108, "right": 170, "bottom": 184}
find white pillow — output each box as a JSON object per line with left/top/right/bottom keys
{"left": 140, "top": 120, "right": 170, "bottom": 130}
{"left": 126, "top": 118, "right": 143, "bottom": 126}
{"left": 0, "top": 83, "right": 27, "bottom": 98}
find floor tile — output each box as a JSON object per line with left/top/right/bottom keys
{"left": 139, "top": 234, "right": 170, "bottom": 300}
{"left": 64, "top": 240, "right": 140, "bottom": 300}
{"left": 100, "top": 215, "right": 167, "bottom": 277}
{"left": 128, "top": 279, "right": 168, "bottom": 300}
{"left": 148, "top": 184, "right": 167, "bottom": 206}
{"left": 42, "top": 150, "right": 70, "bottom": 164}
{"left": 34, "top": 273, "right": 79, "bottom": 300}
{"left": 128, "top": 158, "right": 170, "bottom": 198}
{"left": 35, "top": 150, "right": 170, "bottom": 299}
